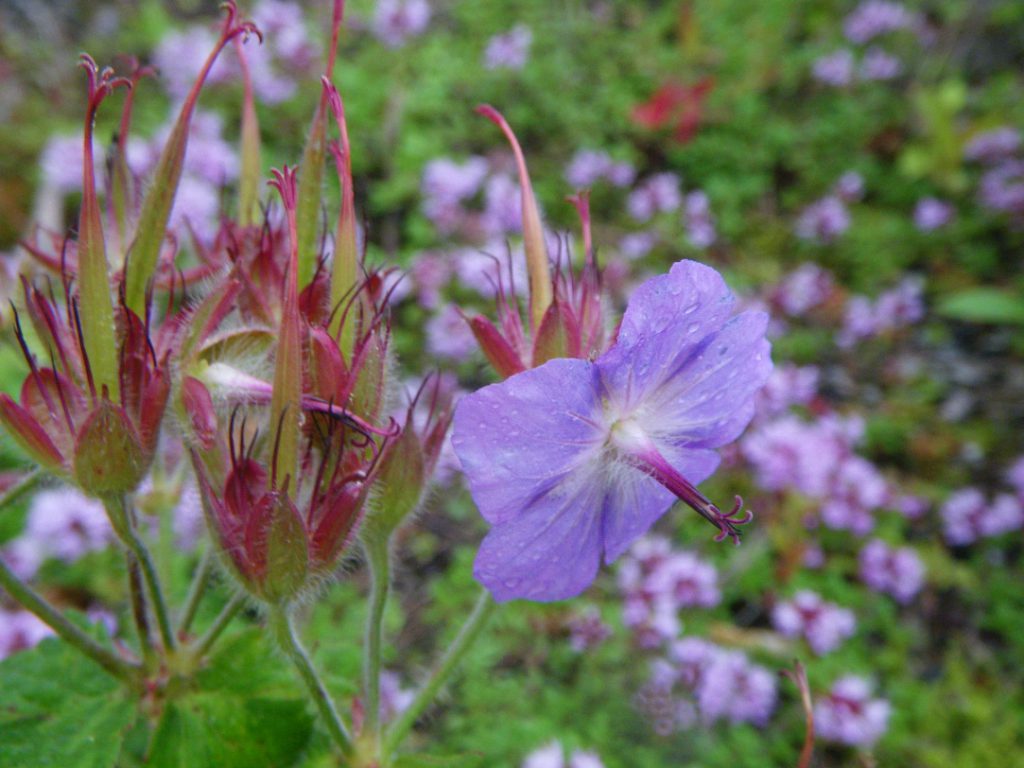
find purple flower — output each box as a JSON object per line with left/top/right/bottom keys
{"left": 23, "top": 486, "right": 112, "bottom": 563}
{"left": 964, "top": 127, "right": 1022, "bottom": 164}
{"left": 484, "top": 24, "right": 533, "bottom": 70}
{"left": 564, "top": 150, "right": 635, "bottom": 188}
{"left": 426, "top": 304, "right": 478, "bottom": 361}
{"left": 683, "top": 191, "right": 717, "bottom": 248}
{"left": 859, "top": 539, "right": 925, "bottom": 603}
{"left": 39, "top": 135, "right": 105, "bottom": 194}
{"left": 795, "top": 196, "right": 850, "bottom": 243}
{"left": 815, "top": 676, "right": 891, "bottom": 747}
{"left": 627, "top": 173, "right": 682, "bottom": 221}
{"left": 834, "top": 171, "right": 865, "bottom": 203}
{"left": 820, "top": 455, "right": 889, "bottom": 535}
{"left": 812, "top": 50, "right": 855, "bottom": 87}
{"left": 482, "top": 173, "right": 523, "bottom": 235}
{"left": 0, "top": 608, "right": 54, "bottom": 660}
{"left": 378, "top": 671, "right": 414, "bottom": 724}
{"left": 914, "top": 197, "right": 955, "bottom": 231}
{"left": 641, "top": 638, "right": 777, "bottom": 729}
{"left": 755, "top": 363, "right": 819, "bottom": 419}
{"left": 772, "top": 263, "right": 835, "bottom": 316}
{"left": 522, "top": 742, "right": 605, "bottom": 768}
{"left": 567, "top": 607, "right": 612, "bottom": 652}
{"left": 1006, "top": 456, "right": 1024, "bottom": 498}
{"left": 422, "top": 156, "right": 489, "bottom": 205}
{"left": 772, "top": 590, "right": 856, "bottom": 655}
{"left": 452, "top": 260, "right": 772, "bottom": 601}
{"left": 154, "top": 27, "right": 230, "bottom": 100}
{"left": 618, "top": 231, "right": 658, "bottom": 261}
{"left": 859, "top": 47, "right": 902, "bottom": 81}
{"left": 941, "top": 488, "right": 1024, "bottom": 545}
{"left": 372, "top": 0, "right": 431, "bottom": 48}
{"left": 843, "top": 2, "right": 915, "bottom": 44}
{"left": 979, "top": 160, "right": 1024, "bottom": 218}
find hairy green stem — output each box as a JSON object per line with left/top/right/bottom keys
{"left": 126, "top": 554, "right": 156, "bottom": 667}
{"left": 106, "top": 496, "right": 176, "bottom": 652}
{"left": 269, "top": 606, "right": 353, "bottom": 757}
{"left": 362, "top": 535, "right": 391, "bottom": 747}
{"left": 191, "top": 593, "right": 246, "bottom": 659}
{"left": 0, "top": 557, "right": 141, "bottom": 683}
{"left": 384, "top": 590, "right": 495, "bottom": 755}
{"left": 178, "top": 549, "right": 213, "bottom": 637}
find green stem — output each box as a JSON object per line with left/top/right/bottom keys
{"left": 0, "top": 557, "right": 141, "bottom": 684}
{"left": 383, "top": 590, "right": 495, "bottom": 756}
{"left": 107, "top": 496, "right": 177, "bottom": 652}
{"left": 269, "top": 606, "right": 354, "bottom": 757}
{"left": 191, "top": 593, "right": 246, "bottom": 659}
{"left": 0, "top": 468, "right": 42, "bottom": 510}
{"left": 126, "top": 554, "right": 156, "bottom": 667}
{"left": 178, "top": 549, "right": 213, "bottom": 637}
{"left": 362, "top": 535, "right": 391, "bottom": 746}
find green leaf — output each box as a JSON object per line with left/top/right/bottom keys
{"left": 147, "top": 630, "right": 314, "bottom": 768}
{"left": 936, "top": 288, "right": 1024, "bottom": 325}
{"left": 0, "top": 637, "right": 136, "bottom": 767}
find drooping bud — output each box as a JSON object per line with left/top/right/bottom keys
{"left": 124, "top": 1, "right": 260, "bottom": 315}
{"left": 476, "top": 105, "right": 552, "bottom": 330}
{"left": 465, "top": 314, "right": 526, "bottom": 379}
{"left": 77, "top": 55, "right": 129, "bottom": 402}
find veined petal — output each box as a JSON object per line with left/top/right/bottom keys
{"left": 599, "top": 260, "right": 736, "bottom": 411}
{"left": 633, "top": 310, "right": 772, "bottom": 448}
{"left": 473, "top": 467, "right": 605, "bottom": 602}
{"left": 452, "top": 358, "right": 605, "bottom": 526}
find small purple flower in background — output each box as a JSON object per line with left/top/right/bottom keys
{"left": 979, "top": 160, "right": 1024, "bottom": 219}
{"left": 772, "top": 263, "right": 836, "bottom": 317}
{"left": 153, "top": 27, "right": 229, "bottom": 100}
{"left": 484, "top": 24, "right": 533, "bottom": 70}
{"left": 564, "top": 149, "right": 635, "bottom": 188}
{"left": 617, "top": 231, "right": 658, "bottom": 261}
{"left": 812, "top": 50, "right": 855, "bottom": 87}
{"left": 755, "top": 363, "right": 819, "bottom": 419}
{"left": 859, "top": 539, "right": 925, "bottom": 603}
{"left": 772, "top": 590, "right": 856, "bottom": 655}
{"left": 373, "top": 0, "right": 431, "bottom": 48}
{"left": 627, "top": 172, "right": 682, "bottom": 221}
{"left": 1006, "top": 456, "right": 1024, "bottom": 499}
{"left": 941, "top": 488, "right": 1024, "bottom": 545}
{"left": 453, "top": 260, "right": 771, "bottom": 601}
{"left": 453, "top": 246, "right": 528, "bottom": 299}
{"left": 482, "top": 173, "right": 524, "bottom": 235}
{"left": 795, "top": 196, "right": 850, "bottom": 243}
{"left": 894, "top": 493, "right": 929, "bottom": 519}
{"left": 23, "top": 486, "right": 112, "bottom": 564}
{"left": 914, "top": 197, "right": 955, "bottom": 231}
{"left": 815, "top": 676, "right": 891, "bottom": 747}
{"left": 566, "top": 607, "right": 612, "bottom": 652}
{"left": 859, "top": 47, "right": 902, "bottom": 81}
{"left": 0, "top": 608, "right": 54, "bottom": 660}
{"left": 683, "top": 191, "right": 717, "bottom": 248}
{"left": 843, "top": 1, "right": 915, "bottom": 44}
{"left": 820, "top": 455, "right": 889, "bottom": 535}
{"left": 839, "top": 277, "right": 924, "bottom": 347}
{"left": 834, "top": 171, "right": 865, "bottom": 203}
{"left": 39, "top": 135, "right": 105, "bottom": 194}
{"left": 522, "top": 741, "right": 605, "bottom": 768}
{"left": 378, "top": 671, "right": 414, "bottom": 724}
{"left": 408, "top": 250, "right": 453, "bottom": 309}
{"left": 426, "top": 304, "right": 478, "bottom": 361}
{"left": 422, "top": 156, "right": 489, "bottom": 209}
{"left": 637, "top": 638, "right": 777, "bottom": 730}
{"left": 618, "top": 536, "right": 720, "bottom": 647}
{"left": 963, "top": 126, "right": 1021, "bottom": 164}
